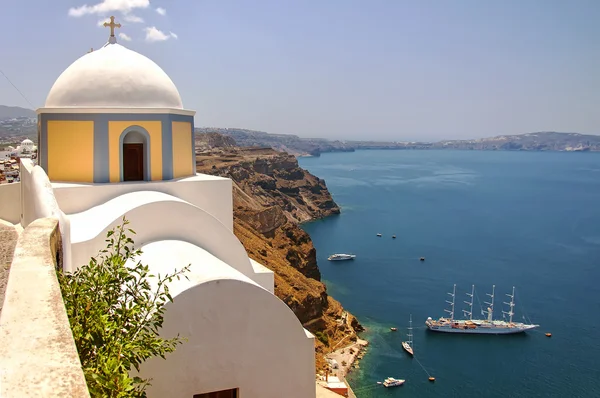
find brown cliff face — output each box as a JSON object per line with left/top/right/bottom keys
{"left": 196, "top": 138, "right": 362, "bottom": 371}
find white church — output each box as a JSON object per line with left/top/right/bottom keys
{"left": 7, "top": 138, "right": 37, "bottom": 157}
{"left": 0, "top": 19, "right": 316, "bottom": 398}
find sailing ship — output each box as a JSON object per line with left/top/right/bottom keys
{"left": 401, "top": 314, "right": 414, "bottom": 356}
{"left": 425, "top": 284, "right": 539, "bottom": 334}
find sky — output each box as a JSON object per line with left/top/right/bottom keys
{"left": 0, "top": 0, "right": 599, "bottom": 141}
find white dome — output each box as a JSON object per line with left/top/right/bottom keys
{"left": 45, "top": 43, "right": 183, "bottom": 109}
{"left": 21, "top": 139, "right": 34, "bottom": 145}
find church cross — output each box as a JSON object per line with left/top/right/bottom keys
{"left": 103, "top": 16, "right": 121, "bottom": 37}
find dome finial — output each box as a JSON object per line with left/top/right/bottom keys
{"left": 103, "top": 16, "right": 122, "bottom": 44}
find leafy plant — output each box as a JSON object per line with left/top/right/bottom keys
{"left": 58, "top": 218, "right": 190, "bottom": 397}
{"left": 315, "top": 331, "right": 329, "bottom": 346}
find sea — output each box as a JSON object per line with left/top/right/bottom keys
{"left": 299, "top": 150, "right": 600, "bottom": 398}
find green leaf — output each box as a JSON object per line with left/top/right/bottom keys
{"left": 58, "top": 218, "right": 189, "bottom": 397}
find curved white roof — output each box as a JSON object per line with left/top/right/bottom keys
{"left": 44, "top": 42, "right": 183, "bottom": 109}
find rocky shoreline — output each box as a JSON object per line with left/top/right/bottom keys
{"left": 195, "top": 135, "right": 364, "bottom": 373}
{"left": 324, "top": 338, "right": 369, "bottom": 377}
{"left": 317, "top": 321, "right": 369, "bottom": 398}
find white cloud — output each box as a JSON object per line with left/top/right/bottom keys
{"left": 145, "top": 26, "right": 168, "bottom": 42}
{"left": 144, "top": 27, "right": 178, "bottom": 42}
{"left": 96, "top": 14, "right": 141, "bottom": 29}
{"left": 123, "top": 14, "right": 144, "bottom": 23}
{"left": 119, "top": 32, "right": 132, "bottom": 41}
{"left": 97, "top": 17, "right": 111, "bottom": 26}
{"left": 156, "top": 7, "right": 166, "bottom": 16}
{"left": 68, "top": 0, "right": 150, "bottom": 17}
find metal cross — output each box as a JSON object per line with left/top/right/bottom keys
{"left": 103, "top": 16, "right": 121, "bottom": 37}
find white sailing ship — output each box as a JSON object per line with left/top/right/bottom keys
{"left": 425, "top": 284, "right": 539, "bottom": 334}
{"left": 401, "top": 314, "right": 414, "bottom": 356}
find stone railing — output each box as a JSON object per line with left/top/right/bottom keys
{"left": 0, "top": 218, "right": 90, "bottom": 397}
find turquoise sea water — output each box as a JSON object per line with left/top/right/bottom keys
{"left": 299, "top": 150, "right": 600, "bottom": 398}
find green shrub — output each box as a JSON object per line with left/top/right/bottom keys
{"left": 315, "top": 331, "right": 329, "bottom": 346}
{"left": 58, "top": 218, "right": 190, "bottom": 397}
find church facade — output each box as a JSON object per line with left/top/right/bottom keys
{"left": 37, "top": 33, "right": 195, "bottom": 183}
{"left": 16, "top": 19, "right": 316, "bottom": 398}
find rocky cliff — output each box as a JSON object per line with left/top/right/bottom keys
{"left": 196, "top": 136, "right": 362, "bottom": 370}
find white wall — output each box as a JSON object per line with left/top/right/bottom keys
{"left": 0, "top": 182, "right": 21, "bottom": 224}
{"left": 250, "top": 259, "right": 275, "bottom": 294}
{"left": 52, "top": 174, "right": 234, "bottom": 231}
{"left": 20, "top": 160, "right": 72, "bottom": 270}
{"left": 139, "top": 269, "right": 315, "bottom": 398}
{"left": 68, "top": 191, "right": 256, "bottom": 281}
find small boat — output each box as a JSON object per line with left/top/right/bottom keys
{"left": 390, "top": 327, "right": 397, "bottom": 332}
{"left": 392, "top": 235, "right": 396, "bottom": 239}
{"left": 402, "top": 314, "right": 414, "bottom": 356}
{"left": 376, "top": 233, "right": 382, "bottom": 237}
{"left": 545, "top": 332, "right": 552, "bottom": 337}
{"left": 419, "top": 257, "right": 425, "bottom": 261}
{"left": 429, "top": 376, "right": 436, "bottom": 382}
{"left": 383, "top": 377, "right": 405, "bottom": 387}
{"left": 328, "top": 253, "right": 356, "bottom": 261}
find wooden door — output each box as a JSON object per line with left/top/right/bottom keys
{"left": 193, "top": 389, "right": 238, "bottom": 398}
{"left": 123, "top": 143, "right": 144, "bottom": 181}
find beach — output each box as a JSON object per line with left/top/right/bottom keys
{"left": 317, "top": 338, "right": 368, "bottom": 397}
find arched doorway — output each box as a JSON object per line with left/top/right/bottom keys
{"left": 121, "top": 130, "right": 148, "bottom": 181}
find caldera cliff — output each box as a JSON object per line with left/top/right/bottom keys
{"left": 196, "top": 133, "right": 363, "bottom": 370}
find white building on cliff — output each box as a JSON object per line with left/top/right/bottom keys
{"left": 0, "top": 18, "right": 315, "bottom": 398}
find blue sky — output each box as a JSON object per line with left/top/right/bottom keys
{"left": 1, "top": 0, "right": 599, "bottom": 140}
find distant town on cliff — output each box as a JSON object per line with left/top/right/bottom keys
{"left": 2, "top": 105, "right": 599, "bottom": 156}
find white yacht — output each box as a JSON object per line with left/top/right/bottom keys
{"left": 383, "top": 377, "right": 405, "bottom": 387}
{"left": 327, "top": 254, "right": 356, "bottom": 261}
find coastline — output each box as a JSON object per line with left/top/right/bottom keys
{"left": 318, "top": 337, "right": 368, "bottom": 398}
{"left": 195, "top": 141, "right": 369, "bottom": 391}
{"left": 298, "top": 168, "right": 370, "bottom": 395}
{"left": 327, "top": 337, "right": 369, "bottom": 377}
{"left": 304, "top": 210, "right": 369, "bottom": 395}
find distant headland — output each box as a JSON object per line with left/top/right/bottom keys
{"left": 196, "top": 128, "right": 600, "bottom": 156}
{"left": 1, "top": 105, "right": 598, "bottom": 155}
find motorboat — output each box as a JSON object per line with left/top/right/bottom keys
{"left": 327, "top": 254, "right": 356, "bottom": 261}
{"left": 383, "top": 377, "right": 405, "bottom": 387}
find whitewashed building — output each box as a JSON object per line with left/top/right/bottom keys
{"left": 0, "top": 18, "right": 315, "bottom": 398}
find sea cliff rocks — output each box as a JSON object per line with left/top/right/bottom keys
{"left": 196, "top": 134, "right": 360, "bottom": 370}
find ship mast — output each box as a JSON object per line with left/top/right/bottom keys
{"left": 408, "top": 314, "right": 413, "bottom": 347}
{"left": 502, "top": 286, "right": 516, "bottom": 323}
{"left": 463, "top": 284, "right": 474, "bottom": 320}
{"left": 483, "top": 285, "right": 495, "bottom": 322}
{"left": 445, "top": 284, "right": 456, "bottom": 321}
